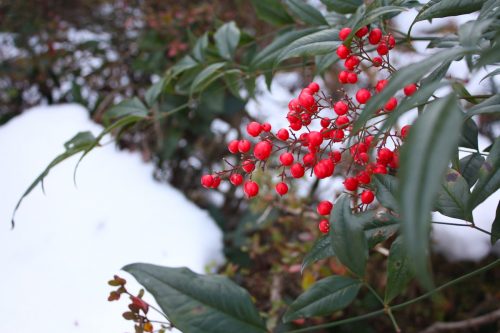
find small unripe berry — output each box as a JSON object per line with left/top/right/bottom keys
{"left": 356, "top": 26, "right": 369, "bottom": 37}
{"left": 356, "top": 89, "right": 371, "bottom": 104}
{"left": 228, "top": 140, "right": 239, "bottom": 154}
{"left": 339, "top": 27, "right": 351, "bottom": 40}
{"left": 244, "top": 181, "right": 259, "bottom": 198}
{"left": 401, "top": 125, "right": 411, "bottom": 139}
{"left": 308, "top": 82, "right": 320, "bottom": 93}
{"left": 280, "top": 152, "right": 294, "bottom": 166}
{"left": 377, "top": 42, "right": 389, "bottom": 55}
{"left": 242, "top": 159, "right": 255, "bottom": 173}
{"left": 343, "top": 177, "right": 359, "bottom": 191}
{"left": 403, "top": 83, "right": 417, "bottom": 96}
{"left": 347, "top": 72, "right": 358, "bottom": 84}
{"left": 334, "top": 101, "right": 349, "bottom": 116}
{"left": 376, "top": 79, "right": 388, "bottom": 93}
{"left": 254, "top": 141, "right": 273, "bottom": 160}
{"left": 361, "top": 190, "right": 375, "bottom": 204}
{"left": 290, "top": 163, "right": 305, "bottom": 178}
{"left": 201, "top": 174, "right": 214, "bottom": 188}
{"left": 230, "top": 174, "right": 243, "bottom": 186}
{"left": 317, "top": 201, "right": 333, "bottom": 215}
{"left": 238, "top": 139, "right": 251, "bottom": 153}
{"left": 261, "top": 122, "right": 272, "bottom": 132}
{"left": 247, "top": 122, "right": 262, "bottom": 137}
{"left": 275, "top": 182, "right": 288, "bottom": 196}
{"left": 368, "top": 28, "right": 382, "bottom": 45}
{"left": 276, "top": 128, "right": 290, "bottom": 141}
{"left": 318, "top": 219, "right": 330, "bottom": 234}
{"left": 336, "top": 45, "right": 350, "bottom": 59}
{"left": 384, "top": 97, "right": 398, "bottom": 111}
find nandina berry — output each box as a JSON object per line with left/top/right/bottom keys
{"left": 388, "top": 34, "right": 396, "bottom": 49}
{"left": 347, "top": 72, "right": 358, "bottom": 84}
{"left": 290, "top": 122, "right": 302, "bottom": 131}
{"left": 280, "top": 152, "right": 294, "bottom": 166}
{"left": 288, "top": 98, "right": 300, "bottom": 112}
{"left": 401, "top": 125, "right": 410, "bottom": 139}
{"left": 275, "top": 182, "right": 288, "bottom": 196}
{"left": 357, "top": 171, "right": 371, "bottom": 184}
{"left": 357, "top": 152, "right": 369, "bottom": 164}
{"left": 254, "top": 141, "right": 272, "bottom": 160}
{"left": 261, "top": 122, "right": 272, "bottom": 132}
{"left": 372, "top": 56, "right": 383, "bottom": 67}
{"left": 238, "top": 139, "right": 251, "bottom": 153}
{"left": 350, "top": 142, "right": 368, "bottom": 156}
{"left": 338, "top": 70, "right": 349, "bottom": 83}
{"left": 299, "top": 133, "right": 309, "bottom": 146}
{"left": 308, "top": 82, "right": 320, "bottom": 93}
{"left": 336, "top": 45, "right": 350, "bottom": 59}
{"left": 230, "top": 174, "right": 243, "bottom": 186}
{"left": 242, "top": 159, "right": 255, "bottom": 173}
{"left": 308, "top": 131, "right": 323, "bottom": 147}
{"left": 368, "top": 28, "right": 382, "bottom": 45}
{"left": 365, "top": 135, "right": 375, "bottom": 147}
{"left": 356, "top": 89, "right": 371, "bottom": 104}
{"left": 343, "top": 177, "right": 359, "bottom": 191}
{"left": 301, "top": 113, "right": 312, "bottom": 125}
{"left": 290, "top": 163, "right": 305, "bottom": 178}
{"left": 247, "top": 121, "right": 262, "bottom": 137}
{"left": 344, "top": 55, "right": 360, "bottom": 70}
{"left": 389, "top": 153, "right": 399, "bottom": 169}
{"left": 373, "top": 164, "right": 388, "bottom": 174}
{"left": 404, "top": 83, "right": 417, "bottom": 96}
{"left": 228, "top": 140, "right": 239, "bottom": 154}
{"left": 336, "top": 115, "right": 350, "bottom": 127}
{"left": 320, "top": 117, "right": 331, "bottom": 128}
{"left": 303, "top": 152, "right": 316, "bottom": 166}
{"left": 334, "top": 101, "right": 349, "bottom": 115}
{"left": 318, "top": 219, "right": 330, "bottom": 234}
{"left": 302, "top": 87, "right": 313, "bottom": 95}
{"left": 377, "top": 148, "right": 394, "bottom": 164}
{"left": 331, "top": 129, "right": 344, "bottom": 142}
{"left": 211, "top": 176, "right": 221, "bottom": 188}
{"left": 314, "top": 161, "right": 328, "bottom": 179}
{"left": 201, "top": 174, "right": 214, "bottom": 188}
{"left": 317, "top": 200, "right": 333, "bottom": 215}
{"left": 384, "top": 97, "right": 398, "bottom": 111}
{"left": 244, "top": 181, "right": 259, "bottom": 198}
{"left": 356, "top": 26, "right": 369, "bottom": 37}
{"left": 377, "top": 42, "right": 389, "bottom": 55}
{"left": 376, "top": 79, "right": 388, "bottom": 92}
{"left": 339, "top": 27, "right": 351, "bottom": 40}
{"left": 361, "top": 190, "right": 375, "bottom": 204}
{"left": 298, "top": 92, "right": 315, "bottom": 109}
{"left": 331, "top": 150, "right": 342, "bottom": 163}
{"left": 276, "top": 128, "right": 290, "bottom": 141}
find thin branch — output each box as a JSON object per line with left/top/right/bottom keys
{"left": 419, "top": 309, "right": 500, "bottom": 333}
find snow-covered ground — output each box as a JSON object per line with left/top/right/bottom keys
{"left": 0, "top": 104, "right": 224, "bottom": 333}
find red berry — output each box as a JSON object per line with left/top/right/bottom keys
{"left": 290, "top": 122, "right": 302, "bottom": 131}
{"left": 320, "top": 117, "right": 331, "bottom": 128}
{"left": 361, "top": 190, "right": 375, "bottom": 204}
{"left": 368, "top": 28, "right": 382, "bottom": 45}
{"left": 308, "top": 131, "right": 323, "bottom": 147}
{"left": 344, "top": 55, "right": 360, "bottom": 70}
{"left": 276, "top": 128, "right": 290, "bottom": 141}
{"left": 228, "top": 140, "right": 239, "bottom": 154}
{"left": 308, "top": 82, "right": 320, "bottom": 93}
{"left": 230, "top": 174, "right": 243, "bottom": 186}
{"left": 244, "top": 181, "right": 259, "bottom": 198}
{"left": 388, "top": 34, "right": 396, "bottom": 49}
{"left": 401, "top": 125, "right": 411, "bottom": 139}
{"left": 377, "top": 42, "right": 389, "bottom": 55}
{"left": 389, "top": 153, "right": 399, "bottom": 169}
{"left": 339, "top": 27, "right": 351, "bottom": 41}
{"left": 384, "top": 97, "right": 398, "bottom": 111}
{"left": 338, "top": 70, "right": 349, "bottom": 84}
{"left": 347, "top": 72, "right": 358, "bottom": 84}
{"left": 365, "top": 135, "right": 375, "bottom": 147}
{"left": 404, "top": 83, "right": 417, "bottom": 96}
{"left": 302, "top": 87, "right": 313, "bottom": 95}
{"left": 331, "top": 129, "right": 344, "bottom": 142}
{"left": 356, "top": 89, "right": 371, "bottom": 104}
{"left": 357, "top": 152, "right": 369, "bottom": 164}
{"left": 336, "top": 115, "right": 350, "bottom": 127}
{"left": 280, "top": 152, "right": 294, "bottom": 166}
{"left": 334, "top": 101, "right": 349, "bottom": 116}
{"left": 303, "top": 152, "right": 316, "bottom": 166}
{"left": 343, "top": 177, "right": 359, "bottom": 191}
{"left": 377, "top": 148, "right": 394, "bottom": 164}
{"left": 331, "top": 150, "right": 342, "bottom": 163}
{"left": 301, "top": 113, "right": 312, "bottom": 125}
{"left": 247, "top": 122, "right": 262, "bottom": 137}
{"left": 201, "top": 174, "right": 214, "bottom": 188}
{"left": 336, "top": 45, "right": 350, "bottom": 59}
{"left": 261, "top": 122, "right": 271, "bottom": 132}
{"left": 238, "top": 139, "right": 251, "bottom": 153}
{"left": 298, "top": 92, "right": 315, "bottom": 110}
{"left": 376, "top": 79, "right": 388, "bottom": 93}
{"left": 211, "top": 176, "right": 221, "bottom": 189}
{"left": 372, "top": 56, "right": 383, "bottom": 67}
{"left": 357, "top": 171, "right": 371, "bottom": 184}
{"left": 288, "top": 98, "right": 300, "bottom": 112}
{"left": 242, "top": 159, "right": 255, "bottom": 173}
{"left": 254, "top": 141, "right": 273, "bottom": 160}
{"left": 373, "top": 164, "right": 388, "bottom": 174}
{"left": 290, "top": 163, "right": 305, "bottom": 178}
{"left": 356, "top": 26, "right": 369, "bottom": 38}
{"left": 318, "top": 219, "right": 330, "bottom": 234}
{"left": 317, "top": 200, "right": 333, "bottom": 215}
{"left": 275, "top": 182, "right": 288, "bottom": 196}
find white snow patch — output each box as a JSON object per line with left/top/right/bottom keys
{"left": 0, "top": 104, "right": 224, "bottom": 333}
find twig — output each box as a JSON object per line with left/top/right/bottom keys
{"left": 419, "top": 309, "right": 500, "bottom": 333}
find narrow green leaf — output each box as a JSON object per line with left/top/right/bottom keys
{"left": 250, "top": 0, "right": 294, "bottom": 26}
{"left": 480, "top": 68, "right": 500, "bottom": 82}
{"left": 285, "top": 0, "right": 328, "bottom": 25}
{"left": 491, "top": 201, "right": 500, "bottom": 245}
{"left": 124, "top": 264, "right": 267, "bottom": 333}
{"left": 104, "top": 97, "right": 149, "bottom": 122}
{"left": 192, "top": 33, "right": 209, "bottom": 62}
{"left": 459, "top": 18, "right": 494, "bottom": 48}
{"left": 470, "top": 136, "right": 500, "bottom": 208}
{"left": 435, "top": 169, "right": 473, "bottom": 222}
{"left": 190, "top": 62, "right": 226, "bottom": 94}
{"left": 466, "top": 94, "right": 500, "bottom": 118}
{"left": 373, "top": 174, "right": 400, "bottom": 212}
{"left": 414, "top": 0, "right": 486, "bottom": 23}
{"left": 283, "top": 276, "right": 361, "bottom": 322}
{"left": 331, "top": 195, "right": 370, "bottom": 277}
{"left": 458, "top": 153, "right": 485, "bottom": 187}
{"left": 459, "top": 118, "right": 479, "bottom": 150}
{"left": 320, "top": 0, "right": 362, "bottom": 14}
{"left": 276, "top": 28, "right": 341, "bottom": 65}
{"left": 214, "top": 21, "right": 241, "bottom": 60}
{"left": 315, "top": 53, "right": 338, "bottom": 75}
{"left": 145, "top": 78, "right": 167, "bottom": 107}
{"left": 399, "top": 94, "right": 462, "bottom": 288}
{"left": 364, "top": 214, "right": 400, "bottom": 248}
{"left": 171, "top": 55, "right": 199, "bottom": 77}
{"left": 384, "top": 236, "right": 413, "bottom": 304}
{"left": 301, "top": 236, "right": 335, "bottom": 273}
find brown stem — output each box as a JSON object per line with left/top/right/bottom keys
{"left": 419, "top": 309, "right": 500, "bottom": 333}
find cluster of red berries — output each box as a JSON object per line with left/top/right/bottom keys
{"left": 201, "top": 25, "right": 416, "bottom": 235}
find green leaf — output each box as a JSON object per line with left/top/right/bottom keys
{"left": 363, "top": 214, "right": 400, "bottom": 248}
{"left": 171, "top": 55, "right": 199, "bottom": 77}
{"left": 470, "top": 136, "right": 500, "bottom": 208}
{"left": 354, "top": 47, "right": 471, "bottom": 132}
{"left": 104, "top": 97, "right": 149, "bottom": 123}
{"left": 414, "top": 0, "right": 486, "bottom": 23}
{"left": 250, "top": 0, "right": 294, "bottom": 26}
{"left": 398, "top": 94, "right": 462, "bottom": 288}
{"left": 285, "top": 0, "right": 328, "bottom": 25}
{"left": 11, "top": 131, "right": 97, "bottom": 227}
{"left": 373, "top": 174, "right": 399, "bottom": 212}
{"left": 315, "top": 53, "right": 338, "bottom": 75}
{"left": 276, "top": 28, "right": 341, "bottom": 65}
{"left": 283, "top": 276, "right": 362, "bottom": 322}
{"left": 435, "top": 169, "right": 473, "bottom": 222}
{"left": 491, "top": 201, "right": 500, "bottom": 245}
{"left": 251, "top": 28, "right": 320, "bottom": 68}
{"left": 331, "top": 195, "right": 369, "bottom": 277}
{"left": 124, "top": 264, "right": 267, "bottom": 333}
{"left": 321, "top": 0, "right": 362, "bottom": 14}
{"left": 480, "top": 68, "right": 500, "bottom": 82}
{"left": 466, "top": 94, "right": 500, "bottom": 118}
{"left": 459, "top": 18, "right": 494, "bottom": 48}
{"left": 214, "top": 21, "right": 241, "bottom": 60}
{"left": 192, "top": 33, "right": 209, "bottom": 62}
{"left": 301, "top": 236, "right": 335, "bottom": 273}
{"left": 145, "top": 78, "right": 167, "bottom": 107}
{"left": 458, "top": 153, "right": 485, "bottom": 187}
{"left": 384, "top": 236, "right": 413, "bottom": 304}
{"left": 190, "top": 62, "right": 226, "bottom": 94}
{"left": 459, "top": 118, "right": 479, "bottom": 150}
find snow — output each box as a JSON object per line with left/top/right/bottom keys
{"left": 0, "top": 104, "right": 224, "bottom": 333}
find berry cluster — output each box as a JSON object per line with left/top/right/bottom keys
{"left": 201, "top": 26, "right": 416, "bottom": 234}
